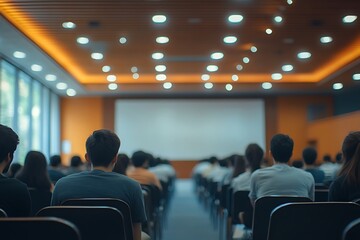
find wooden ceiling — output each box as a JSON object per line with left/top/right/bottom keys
{"left": 0, "top": 0, "right": 359, "bottom": 96}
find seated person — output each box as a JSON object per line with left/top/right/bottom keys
{"left": 249, "top": 134, "right": 315, "bottom": 204}
{"left": 48, "top": 155, "right": 66, "bottom": 183}
{"left": 319, "top": 154, "right": 337, "bottom": 184}
{"left": 51, "top": 129, "right": 147, "bottom": 240}
{"left": 302, "top": 147, "right": 325, "bottom": 184}
{"left": 0, "top": 124, "right": 31, "bottom": 217}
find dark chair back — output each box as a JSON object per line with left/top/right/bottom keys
{"left": 0, "top": 208, "right": 7, "bottom": 217}
{"left": 343, "top": 218, "right": 360, "bottom": 240}
{"left": 231, "top": 190, "right": 252, "bottom": 225}
{"left": 62, "top": 198, "right": 133, "bottom": 240}
{"left": 37, "top": 206, "right": 126, "bottom": 240}
{"left": 252, "top": 196, "right": 312, "bottom": 240}
{"left": 314, "top": 189, "right": 329, "bottom": 202}
{"left": 0, "top": 217, "right": 80, "bottom": 240}
{"left": 28, "top": 188, "right": 52, "bottom": 216}
{"left": 268, "top": 202, "right": 360, "bottom": 240}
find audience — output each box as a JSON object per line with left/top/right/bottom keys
{"left": 113, "top": 153, "right": 130, "bottom": 175}
{"left": 249, "top": 134, "right": 315, "bottom": 203}
{"left": 65, "top": 155, "right": 84, "bottom": 175}
{"left": 5, "top": 162, "right": 22, "bottom": 178}
{"left": 0, "top": 124, "right": 31, "bottom": 217}
{"left": 302, "top": 147, "right": 325, "bottom": 184}
{"left": 292, "top": 160, "right": 304, "bottom": 169}
{"left": 16, "top": 151, "right": 53, "bottom": 192}
{"left": 319, "top": 154, "right": 337, "bottom": 184}
{"left": 149, "top": 157, "right": 176, "bottom": 183}
{"left": 48, "top": 155, "right": 66, "bottom": 183}
{"left": 329, "top": 131, "right": 360, "bottom": 201}
{"left": 51, "top": 129, "right": 147, "bottom": 240}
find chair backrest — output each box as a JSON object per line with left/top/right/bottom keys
{"left": 268, "top": 202, "right": 360, "bottom": 240}
{"left": 252, "top": 196, "right": 312, "bottom": 240}
{"left": 343, "top": 218, "right": 360, "bottom": 240}
{"left": 0, "top": 208, "right": 7, "bottom": 217}
{"left": 314, "top": 189, "right": 329, "bottom": 202}
{"left": 231, "top": 190, "right": 252, "bottom": 224}
{"left": 28, "top": 188, "right": 52, "bottom": 216}
{"left": 0, "top": 217, "right": 80, "bottom": 240}
{"left": 37, "top": 206, "right": 126, "bottom": 240}
{"left": 61, "top": 198, "right": 133, "bottom": 240}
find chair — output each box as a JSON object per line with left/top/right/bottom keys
{"left": 314, "top": 189, "right": 329, "bottom": 202}
{"left": 343, "top": 218, "right": 360, "bottom": 240}
{"left": 61, "top": 198, "right": 134, "bottom": 240}
{"left": 252, "top": 196, "right": 312, "bottom": 240}
{"left": 28, "top": 188, "right": 52, "bottom": 216}
{"left": 268, "top": 202, "right": 360, "bottom": 240}
{"left": 0, "top": 217, "right": 80, "bottom": 240}
{"left": 0, "top": 208, "right": 7, "bottom": 217}
{"left": 231, "top": 190, "right": 252, "bottom": 225}
{"left": 37, "top": 206, "right": 126, "bottom": 240}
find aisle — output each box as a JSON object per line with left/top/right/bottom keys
{"left": 162, "top": 179, "right": 219, "bottom": 240}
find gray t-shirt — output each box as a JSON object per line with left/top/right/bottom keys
{"left": 249, "top": 163, "right": 315, "bottom": 202}
{"left": 51, "top": 170, "right": 147, "bottom": 223}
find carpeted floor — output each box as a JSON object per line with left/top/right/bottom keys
{"left": 162, "top": 179, "right": 219, "bottom": 240}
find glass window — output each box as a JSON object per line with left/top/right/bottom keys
{"left": 50, "top": 92, "right": 60, "bottom": 156}
{"left": 0, "top": 61, "right": 16, "bottom": 128}
{"left": 31, "top": 81, "right": 42, "bottom": 150}
{"left": 42, "top": 87, "right": 50, "bottom": 159}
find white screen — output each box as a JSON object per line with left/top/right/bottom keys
{"left": 115, "top": 99, "right": 265, "bottom": 160}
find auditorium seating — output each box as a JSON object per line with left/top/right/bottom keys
{"left": 28, "top": 188, "right": 52, "bottom": 216}
{"left": 343, "top": 218, "right": 360, "bottom": 240}
{"left": 0, "top": 208, "right": 7, "bottom": 217}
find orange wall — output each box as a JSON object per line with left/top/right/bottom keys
{"left": 307, "top": 110, "right": 360, "bottom": 162}
{"left": 60, "top": 97, "right": 104, "bottom": 165}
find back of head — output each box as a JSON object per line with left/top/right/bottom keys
{"left": 335, "top": 152, "right": 342, "bottom": 164}
{"left": 292, "top": 160, "right": 304, "bottom": 169}
{"left": 245, "top": 143, "right": 264, "bottom": 172}
{"left": 302, "top": 147, "right": 317, "bottom": 165}
{"left": 113, "top": 153, "right": 130, "bottom": 175}
{"left": 50, "top": 155, "right": 62, "bottom": 167}
{"left": 339, "top": 131, "right": 360, "bottom": 184}
{"left": 131, "top": 151, "right": 148, "bottom": 167}
{"left": 0, "top": 124, "right": 19, "bottom": 164}
{"left": 86, "top": 129, "right": 121, "bottom": 167}
{"left": 232, "top": 155, "right": 246, "bottom": 178}
{"left": 323, "top": 154, "right": 332, "bottom": 163}
{"left": 70, "top": 155, "right": 83, "bottom": 167}
{"left": 23, "top": 151, "right": 48, "bottom": 172}
{"left": 270, "top": 134, "right": 294, "bottom": 163}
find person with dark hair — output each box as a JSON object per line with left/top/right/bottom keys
{"left": 302, "top": 147, "right": 325, "bottom": 183}
{"left": 249, "top": 134, "right": 314, "bottom": 204}
{"left": 16, "top": 151, "right": 53, "bottom": 191}
{"left": 0, "top": 124, "right": 31, "bottom": 217}
{"left": 48, "top": 155, "right": 66, "bottom": 183}
{"left": 319, "top": 154, "right": 337, "bottom": 184}
{"left": 113, "top": 153, "right": 130, "bottom": 175}
{"left": 329, "top": 131, "right": 360, "bottom": 201}
{"left": 231, "top": 144, "right": 263, "bottom": 191}
{"left": 65, "top": 155, "right": 84, "bottom": 175}
{"left": 333, "top": 152, "right": 343, "bottom": 178}
{"left": 51, "top": 129, "right": 147, "bottom": 240}
{"left": 6, "top": 163, "right": 22, "bottom": 178}
{"left": 127, "top": 151, "right": 162, "bottom": 190}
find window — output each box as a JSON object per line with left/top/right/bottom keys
{"left": 0, "top": 61, "right": 16, "bottom": 128}
{"left": 31, "top": 80, "right": 42, "bottom": 150}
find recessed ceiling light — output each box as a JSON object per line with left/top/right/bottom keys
{"left": 45, "top": 74, "right": 57, "bottom": 81}
{"left": 31, "top": 64, "right": 42, "bottom": 72}
{"left": 236, "top": 64, "right": 243, "bottom": 71}
{"left": 343, "top": 15, "right": 357, "bottom": 23}
{"left": 107, "top": 75, "right": 117, "bottom": 82}
{"left": 13, "top": 51, "right": 26, "bottom": 59}
{"left": 62, "top": 21, "right": 76, "bottom": 29}
{"left": 207, "top": 65, "right": 218, "bottom": 72}
{"left": 163, "top": 82, "right": 172, "bottom": 89}
{"left": 204, "top": 82, "right": 213, "bottom": 89}
{"left": 266, "top": 28, "right": 273, "bottom": 35}
{"left": 282, "top": 64, "right": 294, "bottom": 72}
{"left": 287, "top": 0, "right": 293, "bottom": 5}
{"left": 155, "top": 65, "right": 167, "bottom": 72}
{"left": 156, "top": 74, "right": 167, "bottom": 81}
{"left": 320, "top": 36, "right": 333, "bottom": 44}
{"left": 271, "top": 73, "right": 283, "bottom": 80}
{"left": 133, "top": 73, "right": 139, "bottom": 79}
{"left": 108, "top": 83, "right": 118, "bottom": 90}
{"left": 91, "top": 52, "right": 103, "bottom": 60}
{"left": 353, "top": 73, "right": 360, "bottom": 81}
{"left": 152, "top": 15, "right": 167, "bottom": 23}
{"left": 243, "top": 57, "right": 250, "bottom": 64}
{"left": 102, "top": 66, "right": 111, "bottom": 72}
{"left": 131, "top": 66, "right": 138, "bottom": 73}
{"left": 211, "top": 52, "right": 224, "bottom": 60}
{"left": 228, "top": 15, "right": 244, "bottom": 23}
{"left": 262, "top": 82, "right": 272, "bottom": 90}
{"left": 66, "top": 89, "right": 77, "bottom": 97}
{"left": 56, "top": 82, "right": 68, "bottom": 90}
{"left": 156, "top": 36, "right": 169, "bottom": 44}
{"left": 223, "top": 36, "right": 237, "bottom": 44}
{"left": 232, "top": 75, "right": 239, "bottom": 81}
{"left": 250, "top": 46, "right": 257, "bottom": 53}
{"left": 77, "top": 37, "right": 89, "bottom": 44}
{"left": 333, "top": 83, "right": 343, "bottom": 90}
{"left": 297, "top": 51, "right": 312, "bottom": 59}
{"left": 201, "top": 74, "right": 210, "bottom": 81}
{"left": 225, "top": 84, "right": 233, "bottom": 91}
{"left": 119, "top": 37, "right": 127, "bottom": 44}
{"left": 274, "top": 16, "right": 283, "bottom": 23}
{"left": 152, "top": 52, "right": 164, "bottom": 60}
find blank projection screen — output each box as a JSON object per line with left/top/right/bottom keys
{"left": 115, "top": 99, "right": 265, "bottom": 160}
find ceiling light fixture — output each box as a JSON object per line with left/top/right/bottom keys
{"left": 207, "top": 65, "right": 218, "bottom": 72}
{"left": 282, "top": 64, "right": 294, "bottom": 72}
{"left": 262, "top": 82, "right": 272, "bottom": 89}
{"left": 250, "top": 46, "right": 257, "bottom": 53}
{"left": 271, "top": 73, "right": 283, "bottom": 80}
{"left": 66, "top": 89, "right": 77, "bottom": 97}
{"left": 236, "top": 64, "right": 243, "bottom": 71}
{"left": 243, "top": 57, "right": 250, "bottom": 64}
{"left": 287, "top": 0, "right": 293, "bottom": 5}
{"left": 152, "top": 15, "right": 167, "bottom": 23}
{"left": 156, "top": 36, "right": 169, "bottom": 44}
{"left": 91, "top": 52, "right": 103, "bottom": 60}
{"left": 108, "top": 83, "right": 118, "bottom": 90}
{"left": 133, "top": 73, "right": 139, "bottom": 79}
{"left": 274, "top": 16, "right": 283, "bottom": 23}
{"left": 13, "top": 51, "right": 26, "bottom": 59}
{"left": 45, "top": 74, "right": 57, "bottom": 81}
{"left": 77, "top": 37, "right": 89, "bottom": 44}
{"left": 102, "top": 66, "right": 111, "bottom": 72}
{"left": 232, "top": 75, "right": 239, "bottom": 81}
{"left": 155, "top": 65, "right": 167, "bottom": 72}
{"left": 119, "top": 37, "right": 127, "bottom": 44}
{"left": 353, "top": 73, "right": 360, "bottom": 81}
{"left": 62, "top": 21, "right": 76, "bottom": 29}
{"left": 320, "top": 36, "right": 333, "bottom": 44}
{"left": 31, "top": 64, "right": 42, "bottom": 72}
{"left": 156, "top": 74, "right": 167, "bottom": 81}
{"left": 228, "top": 15, "right": 244, "bottom": 23}
{"left": 266, "top": 28, "right": 273, "bottom": 35}
{"left": 201, "top": 74, "right": 210, "bottom": 81}
{"left": 56, "top": 82, "right": 68, "bottom": 90}
{"left": 225, "top": 84, "right": 233, "bottom": 91}
{"left": 152, "top": 52, "right": 164, "bottom": 60}
{"left": 223, "top": 36, "right": 237, "bottom": 44}
{"left": 342, "top": 15, "right": 357, "bottom": 23}
{"left": 107, "top": 75, "right": 117, "bottom": 82}
{"left": 333, "top": 83, "right": 343, "bottom": 90}
{"left": 131, "top": 66, "right": 138, "bottom": 73}
{"left": 204, "top": 82, "right": 213, "bottom": 89}
{"left": 211, "top": 52, "right": 224, "bottom": 60}
{"left": 163, "top": 82, "right": 172, "bottom": 89}
{"left": 297, "top": 51, "right": 312, "bottom": 59}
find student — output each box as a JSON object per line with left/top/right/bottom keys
{"left": 302, "top": 147, "right": 325, "bottom": 184}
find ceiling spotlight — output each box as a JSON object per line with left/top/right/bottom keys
{"left": 119, "top": 37, "right": 127, "bottom": 44}
{"left": 152, "top": 52, "right": 164, "bottom": 60}
{"left": 250, "top": 46, "right": 257, "bottom": 53}
{"left": 155, "top": 65, "right": 167, "bottom": 72}
{"left": 225, "top": 84, "right": 233, "bottom": 91}
{"left": 274, "top": 16, "right": 283, "bottom": 23}
{"left": 156, "top": 36, "right": 169, "bottom": 44}
{"left": 333, "top": 83, "right": 343, "bottom": 90}
{"left": 108, "top": 83, "right": 118, "bottom": 90}
{"left": 243, "top": 57, "right": 250, "bottom": 64}
{"left": 13, "top": 51, "right": 26, "bottom": 58}
{"left": 91, "top": 52, "right": 103, "bottom": 60}
{"left": 211, "top": 52, "right": 224, "bottom": 60}
{"left": 204, "top": 82, "right": 214, "bottom": 89}
{"left": 228, "top": 15, "right": 244, "bottom": 23}
{"left": 163, "top": 82, "right": 172, "bottom": 89}
{"left": 152, "top": 15, "right": 167, "bottom": 23}
{"left": 271, "top": 73, "right": 283, "bottom": 80}
{"left": 223, "top": 36, "right": 237, "bottom": 44}
{"left": 156, "top": 74, "right": 167, "bottom": 81}
{"left": 131, "top": 66, "right": 138, "bottom": 73}
{"left": 45, "top": 74, "right": 57, "bottom": 81}
{"left": 31, "top": 64, "right": 43, "bottom": 72}
{"left": 236, "top": 64, "right": 243, "bottom": 71}
{"left": 107, "top": 75, "right": 117, "bottom": 82}
{"left": 262, "top": 82, "right": 272, "bottom": 90}
{"left": 343, "top": 15, "right": 357, "bottom": 23}
{"left": 287, "top": 0, "right": 293, "bottom": 5}
{"left": 201, "top": 74, "right": 210, "bottom": 81}
{"left": 77, "top": 37, "right": 89, "bottom": 44}
{"left": 207, "top": 65, "right": 218, "bottom": 72}
{"left": 62, "top": 21, "right": 76, "bottom": 29}
{"left": 232, "top": 75, "right": 239, "bottom": 81}
{"left": 266, "top": 28, "right": 273, "bottom": 35}
{"left": 282, "top": 64, "right": 294, "bottom": 72}
{"left": 320, "top": 36, "right": 333, "bottom": 44}
{"left": 133, "top": 73, "right": 139, "bottom": 79}
{"left": 297, "top": 51, "right": 312, "bottom": 59}
{"left": 66, "top": 89, "right": 77, "bottom": 97}
{"left": 56, "top": 82, "right": 68, "bottom": 90}
{"left": 353, "top": 73, "right": 360, "bottom": 81}
{"left": 102, "top": 66, "right": 111, "bottom": 73}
